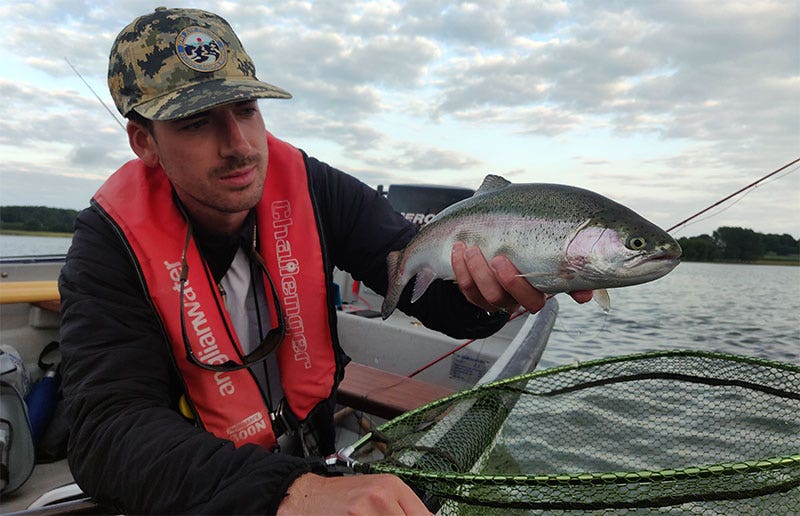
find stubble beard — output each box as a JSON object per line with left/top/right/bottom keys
{"left": 208, "top": 154, "right": 267, "bottom": 214}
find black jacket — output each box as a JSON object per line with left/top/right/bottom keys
{"left": 59, "top": 154, "right": 507, "bottom": 514}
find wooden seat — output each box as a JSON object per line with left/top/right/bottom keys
{"left": 338, "top": 362, "right": 455, "bottom": 420}
{"left": 0, "top": 280, "right": 59, "bottom": 305}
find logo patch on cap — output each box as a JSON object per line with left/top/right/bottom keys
{"left": 176, "top": 26, "right": 227, "bottom": 72}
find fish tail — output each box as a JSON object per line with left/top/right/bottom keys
{"left": 381, "top": 250, "right": 404, "bottom": 319}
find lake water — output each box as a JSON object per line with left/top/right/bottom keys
{"left": 0, "top": 234, "right": 73, "bottom": 257}
{"left": 540, "top": 261, "right": 800, "bottom": 367}
{"left": 489, "top": 263, "right": 800, "bottom": 510}
{"left": 1, "top": 234, "right": 798, "bottom": 366}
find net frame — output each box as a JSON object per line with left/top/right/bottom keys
{"left": 351, "top": 350, "right": 800, "bottom": 512}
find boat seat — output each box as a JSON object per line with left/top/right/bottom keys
{"left": 0, "top": 281, "right": 59, "bottom": 305}
{"left": 338, "top": 362, "right": 455, "bottom": 420}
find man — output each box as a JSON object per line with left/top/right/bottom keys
{"left": 59, "top": 7, "right": 591, "bottom": 514}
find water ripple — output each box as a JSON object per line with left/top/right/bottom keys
{"left": 540, "top": 262, "right": 800, "bottom": 368}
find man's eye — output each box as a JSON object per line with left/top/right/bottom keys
{"left": 180, "top": 119, "right": 207, "bottom": 131}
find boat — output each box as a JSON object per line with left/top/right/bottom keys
{"left": 0, "top": 184, "right": 560, "bottom": 514}
{"left": 0, "top": 255, "right": 559, "bottom": 514}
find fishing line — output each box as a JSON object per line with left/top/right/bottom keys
{"left": 408, "top": 309, "right": 528, "bottom": 378}
{"left": 674, "top": 164, "right": 800, "bottom": 233}
{"left": 676, "top": 189, "right": 754, "bottom": 232}
{"left": 550, "top": 298, "right": 610, "bottom": 342}
{"left": 667, "top": 157, "right": 800, "bottom": 233}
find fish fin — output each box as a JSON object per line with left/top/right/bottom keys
{"left": 381, "top": 251, "right": 404, "bottom": 319}
{"left": 593, "top": 288, "right": 611, "bottom": 312}
{"left": 410, "top": 268, "right": 438, "bottom": 304}
{"left": 474, "top": 174, "right": 511, "bottom": 196}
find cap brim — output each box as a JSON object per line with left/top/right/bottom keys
{"left": 133, "top": 78, "right": 291, "bottom": 121}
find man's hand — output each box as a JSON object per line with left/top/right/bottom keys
{"left": 451, "top": 242, "right": 592, "bottom": 314}
{"left": 278, "top": 473, "right": 432, "bottom": 515}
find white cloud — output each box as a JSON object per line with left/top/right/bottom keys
{"left": 0, "top": 0, "right": 796, "bottom": 238}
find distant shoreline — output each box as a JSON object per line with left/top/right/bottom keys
{"left": 2, "top": 230, "right": 796, "bottom": 266}
{"left": 0, "top": 229, "right": 73, "bottom": 238}
{"left": 682, "top": 258, "right": 799, "bottom": 267}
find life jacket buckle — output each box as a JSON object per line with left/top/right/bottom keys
{"left": 271, "top": 398, "right": 299, "bottom": 438}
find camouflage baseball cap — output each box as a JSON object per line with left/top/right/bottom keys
{"left": 108, "top": 7, "right": 291, "bottom": 121}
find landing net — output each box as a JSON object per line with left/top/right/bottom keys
{"left": 351, "top": 350, "right": 800, "bottom": 514}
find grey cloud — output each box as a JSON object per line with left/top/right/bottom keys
{"left": 0, "top": 80, "right": 90, "bottom": 111}
{"left": 579, "top": 158, "right": 612, "bottom": 167}
{"left": 241, "top": 26, "right": 439, "bottom": 126}
{"left": 0, "top": 167, "right": 103, "bottom": 210}
{"left": 350, "top": 142, "right": 482, "bottom": 172}
{"left": 67, "top": 144, "right": 127, "bottom": 170}
{"left": 427, "top": 0, "right": 797, "bottom": 181}
{"left": 263, "top": 103, "right": 385, "bottom": 152}
{"left": 343, "top": 36, "right": 440, "bottom": 88}
{"left": 452, "top": 105, "right": 583, "bottom": 136}
{"left": 401, "top": 0, "right": 568, "bottom": 46}
{"left": 1, "top": 1, "right": 796, "bottom": 237}
{"left": 0, "top": 81, "right": 125, "bottom": 151}
{"left": 410, "top": 3, "right": 508, "bottom": 46}
{"left": 3, "top": 1, "right": 140, "bottom": 80}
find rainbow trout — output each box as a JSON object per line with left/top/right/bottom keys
{"left": 382, "top": 175, "right": 681, "bottom": 319}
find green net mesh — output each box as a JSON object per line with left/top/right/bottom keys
{"left": 352, "top": 350, "right": 800, "bottom": 514}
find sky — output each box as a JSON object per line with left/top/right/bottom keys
{"left": 0, "top": 0, "right": 798, "bottom": 239}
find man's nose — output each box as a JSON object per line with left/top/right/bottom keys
{"left": 218, "top": 113, "right": 252, "bottom": 157}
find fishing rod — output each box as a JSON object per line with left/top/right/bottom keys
{"left": 667, "top": 157, "right": 800, "bottom": 233}
{"left": 408, "top": 157, "right": 800, "bottom": 380}
{"left": 68, "top": 50, "right": 796, "bottom": 383}
{"left": 65, "top": 57, "right": 126, "bottom": 131}
{"left": 67, "top": 50, "right": 798, "bottom": 236}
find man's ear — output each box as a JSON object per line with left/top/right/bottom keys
{"left": 127, "top": 120, "right": 160, "bottom": 168}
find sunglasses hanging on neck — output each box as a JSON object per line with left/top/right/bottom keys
{"left": 178, "top": 217, "right": 285, "bottom": 373}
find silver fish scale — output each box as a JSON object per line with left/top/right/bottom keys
{"left": 434, "top": 183, "right": 610, "bottom": 224}
{"left": 435, "top": 183, "right": 667, "bottom": 253}
{"left": 401, "top": 212, "right": 575, "bottom": 286}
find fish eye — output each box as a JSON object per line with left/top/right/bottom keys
{"left": 627, "top": 236, "right": 647, "bottom": 250}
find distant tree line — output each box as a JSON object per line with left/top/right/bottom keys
{"left": 678, "top": 227, "right": 799, "bottom": 263}
{"left": 0, "top": 206, "right": 79, "bottom": 233}
{"left": 1, "top": 206, "right": 798, "bottom": 263}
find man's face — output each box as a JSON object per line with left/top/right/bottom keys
{"left": 146, "top": 100, "right": 269, "bottom": 228}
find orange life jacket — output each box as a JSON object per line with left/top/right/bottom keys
{"left": 93, "top": 132, "right": 340, "bottom": 449}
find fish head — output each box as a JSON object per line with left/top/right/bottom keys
{"left": 565, "top": 216, "right": 682, "bottom": 288}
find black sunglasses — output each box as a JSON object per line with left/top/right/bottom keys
{"left": 178, "top": 221, "right": 285, "bottom": 372}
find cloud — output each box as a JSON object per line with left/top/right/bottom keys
{"left": 0, "top": 79, "right": 126, "bottom": 156}
{"left": 0, "top": 168, "right": 104, "bottom": 210}
{"left": 452, "top": 105, "right": 584, "bottom": 136}
{"left": 240, "top": 27, "right": 440, "bottom": 122}
{"left": 0, "top": 0, "right": 796, "bottom": 238}
{"left": 264, "top": 105, "right": 386, "bottom": 151}
{"left": 430, "top": 2, "right": 795, "bottom": 133}
{"left": 350, "top": 140, "right": 482, "bottom": 171}
{"left": 401, "top": 0, "right": 569, "bottom": 45}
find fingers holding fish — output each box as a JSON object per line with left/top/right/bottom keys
{"left": 488, "top": 254, "right": 546, "bottom": 314}
{"left": 450, "top": 242, "right": 491, "bottom": 311}
{"left": 452, "top": 242, "right": 539, "bottom": 314}
{"left": 568, "top": 290, "right": 594, "bottom": 304}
